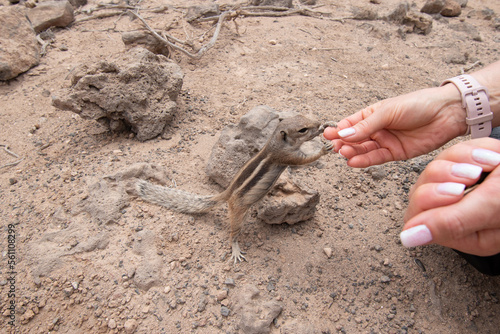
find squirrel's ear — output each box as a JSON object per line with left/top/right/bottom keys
{"left": 280, "top": 130, "right": 287, "bottom": 141}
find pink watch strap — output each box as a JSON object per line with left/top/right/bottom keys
{"left": 441, "top": 74, "right": 493, "bottom": 139}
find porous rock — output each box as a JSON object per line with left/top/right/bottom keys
{"left": 27, "top": 0, "right": 74, "bottom": 33}
{"left": 232, "top": 285, "right": 283, "bottom": 334}
{"left": 52, "top": 47, "right": 184, "bottom": 141}
{"left": 0, "top": 6, "right": 40, "bottom": 80}
{"left": 257, "top": 172, "right": 320, "bottom": 225}
{"left": 402, "top": 11, "right": 433, "bottom": 35}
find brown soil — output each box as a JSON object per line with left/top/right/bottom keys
{"left": 1, "top": 0, "right": 500, "bottom": 333}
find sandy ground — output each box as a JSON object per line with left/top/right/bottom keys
{"left": 1, "top": 0, "right": 500, "bottom": 333}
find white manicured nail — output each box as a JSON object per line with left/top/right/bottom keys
{"left": 472, "top": 148, "right": 500, "bottom": 166}
{"left": 436, "top": 182, "right": 465, "bottom": 196}
{"left": 338, "top": 127, "right": 356, "bottom": 138}
{"left": 400, "top": 225, "right": 433, "bottom": 248}
{"left": 451, "top": 163, "right": 482, "bottom": 179}
{"left": 338, "top": 148, "right": 345, "bottom": 158}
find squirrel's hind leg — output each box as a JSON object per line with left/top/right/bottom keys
{"left": 231, "top": 241, "right": 246, "bottom": 264}
{"left": 228, "top": 201, "right": 249, "bottom": 264}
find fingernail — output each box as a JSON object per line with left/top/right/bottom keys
{"left": 436, "top": 182, "right": 465, "bottom": 196}
{"left": 451, "top": 163, "right": 482, "bottom": 179}
{"left": 400, "top": 225, "right": 433, "bottom": 248}
{"left": 472, "top": 148, "right": 500, "bottom": 166}
{"left": 338, "top": 148, "right": 345, "bottom": 158}
{"left": 338, "top": 127, "right": 356, "bottom": 138}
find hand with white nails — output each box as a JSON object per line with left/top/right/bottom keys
{"left": 322, "top": 60, "right": 500, "bottom": 258}
{"left": 401, "top": 139, "right": 500, "bottom": 256}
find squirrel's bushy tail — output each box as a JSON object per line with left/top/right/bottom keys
{"left": 136, "top": 179, "right": 221, "bottom": 214}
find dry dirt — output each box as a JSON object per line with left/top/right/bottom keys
{"left": 1, "top": 0, "right": 500, "bottom": 333}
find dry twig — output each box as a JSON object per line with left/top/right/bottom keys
{"left": 127, "top": 9, "right": 228, "bottom": 59}
{"left": 36, "top": 34, "right": 51, "bottom": 56}
{"left": 0, "top": 144, "right": 24, "bottom": 169}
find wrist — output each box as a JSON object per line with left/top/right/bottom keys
{"left": 436, "top": 83, "right": 469, "bottom": 137}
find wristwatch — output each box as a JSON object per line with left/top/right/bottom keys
{"left": 441, "top": 74, "right": 493, "bottom": 139}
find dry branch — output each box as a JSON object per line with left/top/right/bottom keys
{"left": 127, "top": 10, "right": 228, "bottom": 59}
{"left": 0, "top": 144, "right": 23, "bottom": 169}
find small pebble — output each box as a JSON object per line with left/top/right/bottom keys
{"left": 221, "top": 306, "right": 230, "bottom": 317}
{"left": 323, "top": 247, "right": 333, "bottom": 259}
{"left": 124, "top": 319, "right": 138, "bottom": 333}
{"left": 108, "top": 318, "right": 117, "bottom": 329}
{"left": 224, "top": 278, "right": 235, "bottom": 286}
{"left": 216, "top": 290, "right": 228, "bottom": 301}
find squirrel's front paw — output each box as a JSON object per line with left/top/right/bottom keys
{"left": 319, "top": 121, "right": 337, "bottom": 131}
{"left": 322, "top": 141, "right": 334, "bottom": 154}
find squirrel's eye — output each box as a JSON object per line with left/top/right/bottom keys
{"left": 298, "top": 128, "right": 308, "bottom": 133}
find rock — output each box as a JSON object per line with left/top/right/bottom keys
{"left": 257, "top": 172, "right": 320, "bottom": 225}
{"left": 52, "top": 47, "right": 184, "bottom": 141}
{"left": 225, "top": 278, "right": 236, "bottom": 286}
{"left": 216, "top": 290, "right": 228, "bottom": 301}
{"left": 124, "top": 319, "right": 138, "bottom": 333}
{"left": 0, "top": 6, "right": 40, "bottom": 80}
{"left": 250, "top": 0, "right": 293, "bottom": 8}
{"left": 108, "top": 318, "right": 117, "bottom": 329}
{"left": 22, "top": 309, "right": 35, "bottom": 322}
{"left": 122, "top": 31, "right": 170, "bottom": 57}
{"left": 455, "top": 0, "right": 468, "bottom": 8}
{"left": 443, "top": 51, "right": 468, "bottom": 64}
{"left": 380, "top": 275, "right": 391, "bottom": 283}
{"left": 233, "top": 285, "right": 283, "bottom": 334}
{"left": 364, "top": 166, "right": 387, "bottom": 181}
{"left": 420, "top": 0, "right": 445, "bottom": 14}
{"left": 323, "top": 247, "right": 333, "bottom": 259}
{"left": 186, "top": 4, "right": 220, "bottom": 22}
{"left": 403, "top": 11, "right": 433, "bottom": 35}
{"left": 221, "top": 306, "right": 230, "bottom": 317}
{"left": 441, "top": 0, "right": 461, "bottom": 17}
{"left": 27, "top": 1, "right": 74, "bottom": 33}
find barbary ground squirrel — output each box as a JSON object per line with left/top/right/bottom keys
{"left": 136, "top": 115, "right": 334, "bottom": 263}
